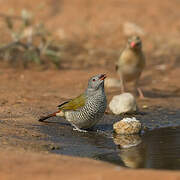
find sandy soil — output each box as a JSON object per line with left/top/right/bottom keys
{"left": 0, "top": 0, "right": 180, "bottom": 179}
{"left": 0, "top": 67, "right": 180, "bottom": 179}
{"left": 1, "top": 150, "right": 180, "bottom": 180}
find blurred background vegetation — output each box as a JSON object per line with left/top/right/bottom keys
{"left": 0, "top": 9, "right": 61, "bottom": 68}
{"left": 0, "top": 0, "right": 180, "bottom": 70}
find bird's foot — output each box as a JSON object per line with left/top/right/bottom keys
{"left": 73, "top": 127, "right": 87, "bottom": 133}
{"left": 139, "top": 95, "right": 148, "bottom": 100}
{"left": 96, "top": 130, "right": 113, "bottom": 138}
{"left": 137, "top": 88, "right": 147, "bottom": 99}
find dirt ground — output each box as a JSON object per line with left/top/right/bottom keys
{"left": 0, "top": 0, "right": 180, "bottom": 179}
{"left": 1, "top": 150, "right": 180, "bottom": 180}
{"left": 0, "top": 67, "right": 180, "bottom": 179}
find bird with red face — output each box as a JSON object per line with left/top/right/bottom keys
{"left": 116, "top": 36, "right": 146, "bottom": 98}
{"left": 38, "top": 74, "right": 107, "bottom": 132}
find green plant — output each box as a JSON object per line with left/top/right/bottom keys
{"left": 0, "top": 9, "right": 61, "bottom": 68}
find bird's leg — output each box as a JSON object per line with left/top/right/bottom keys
{"left": 137, "top": 88, "right": 145, "bottom": 99}
{"left": 120, "top": 73, "right": 126, "bottom": 93}
{"left": 134, "top": 79, "right": 145, "bottom": 99}
{"left": 72, "top": 125, "right": 88, "bottom": 133}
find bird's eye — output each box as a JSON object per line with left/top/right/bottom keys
{"left": 92, "top": 79, "right": 96, "bottom": 81}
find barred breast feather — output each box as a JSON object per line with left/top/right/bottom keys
{"left": 65, "top": 90, "right": 106, "bottom": 129}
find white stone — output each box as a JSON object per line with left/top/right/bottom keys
{"left": 122, "top": 117, "right": 138, "bottom": 123}
{"left": 104, "top": 78, "right": 121, "bottom": 88}
{"left": 113, "top": 117, "right": 141, "bottom": 135}
{"left": 109, "top": 93, "right": 137, "bottom": 115}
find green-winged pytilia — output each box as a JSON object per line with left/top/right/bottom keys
{"left": 115, "top": 36, "right": 146, "bottom": 98}
{"left": 38, "top": 74, "right": 107, "bottom": 132}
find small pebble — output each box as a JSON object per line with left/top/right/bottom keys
{"left": 113, "top": 117, "right": 141, "bottom": 135}
{"left": 142, "top": 105, "right": 148, "bottom": 109}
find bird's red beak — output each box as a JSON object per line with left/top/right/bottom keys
{"left": 99, "top": 74, "right": 107, "bottom": 80}
{"left": 130, "top": 41, "right": 136, "bottom": 48}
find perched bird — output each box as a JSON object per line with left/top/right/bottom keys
{"left": 39, "top": 74, "right": 107, "bottom": 132}
{"left": 115, "top": 36, "right": 146, "bottom": 98}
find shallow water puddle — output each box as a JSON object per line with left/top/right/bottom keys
{"left": 96, "top": 127, "right": 180, "bottom": 170}
{"left": 36, "top": 110, "right": 180, "bottom": 170}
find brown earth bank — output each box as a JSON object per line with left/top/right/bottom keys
{"left": 1, "top": 150, "right": 180, "bottom": 180}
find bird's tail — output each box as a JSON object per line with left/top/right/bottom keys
{"left": 38, "top": 110, "right": 61, "bottom": 122}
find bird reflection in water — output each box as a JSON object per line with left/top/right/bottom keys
{"left": 113, "top": 134, "right": 147, "bottom": 168}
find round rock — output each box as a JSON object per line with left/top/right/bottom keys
{"left": 109, "top": 93, "right": 137, "bottom": 115}
{"left": 113, "top": 117, "right": 141, "bottom": 135}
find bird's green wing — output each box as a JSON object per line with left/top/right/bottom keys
{"left": 57, "top": 94, "right": 86, "bottom": 111}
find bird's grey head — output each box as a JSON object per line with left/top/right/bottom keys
{"left": 86, "top": 74, "right": 106, "bottom": 93}
{"left": 127, "top": 35, "right": 142, "bottom": 50}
